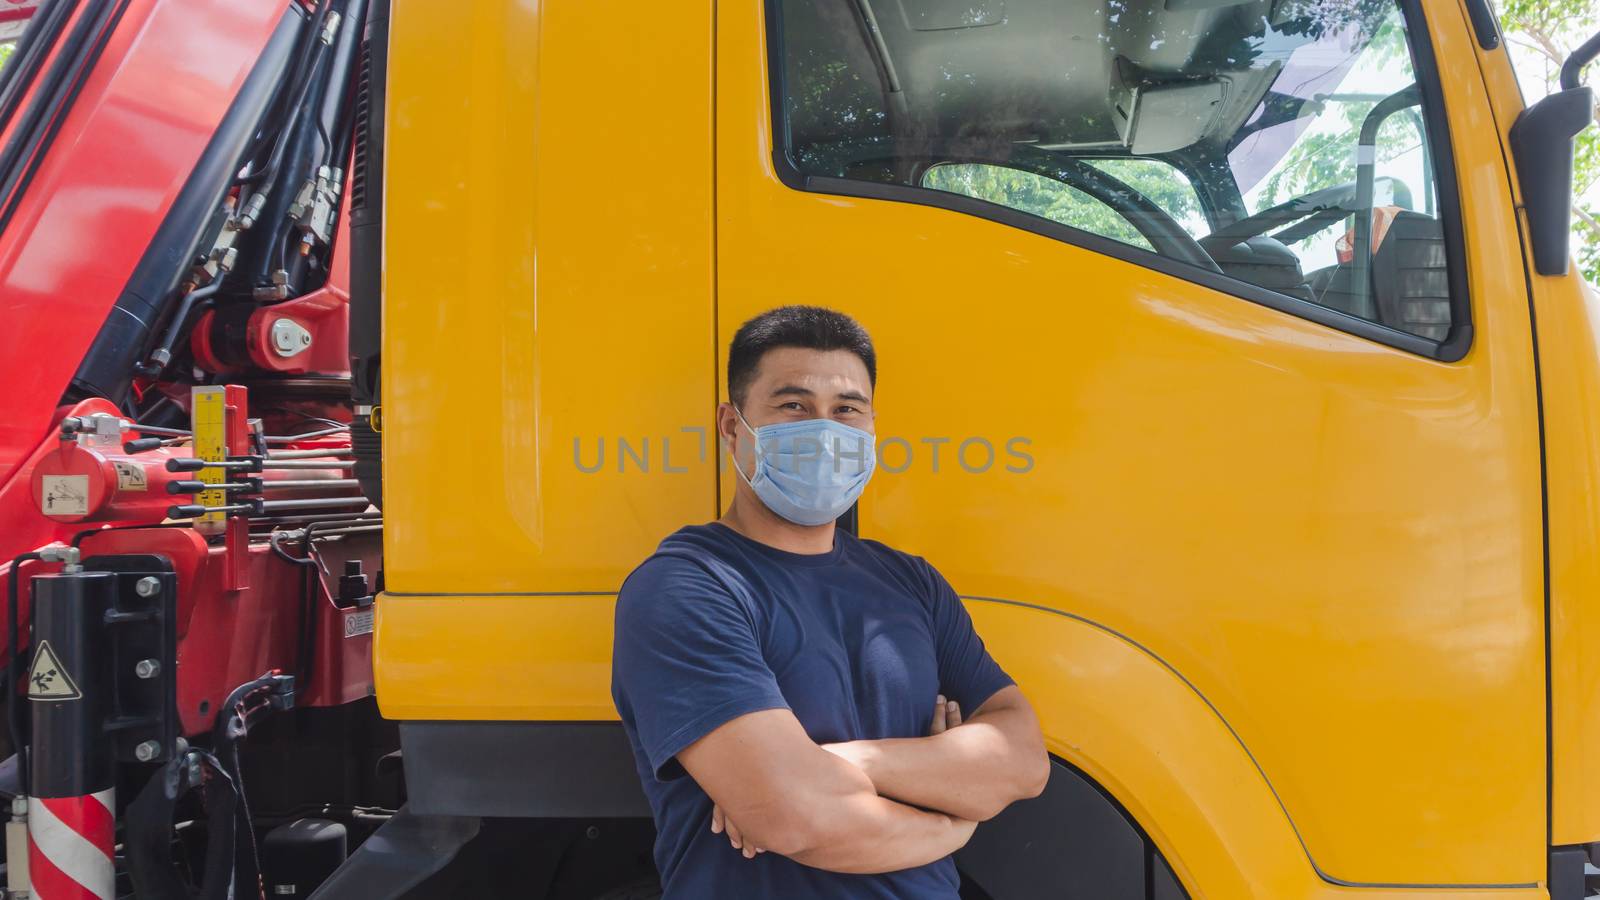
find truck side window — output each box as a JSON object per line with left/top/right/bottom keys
{"left": 772, "top": 0, "right": 1461, "bottom": 350}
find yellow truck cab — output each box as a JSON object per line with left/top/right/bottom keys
{"left": 328, "top": 0, "right": 1600, "bottom": 896}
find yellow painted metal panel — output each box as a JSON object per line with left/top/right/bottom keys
{"left": 375, "top": 0, "right": 1560, "bottom": 892}
{"left": 375, "top": 593, "right": 618, "bottom": 721}
{"left": 1541, "top": 275, "right": 1600, "bottom": 846}
{"left": 1538, "top": 255, "right": 1600, "bottom": 849}
{"left": 968, "top": 600, "right": 1545, "bottom": 900}
{"left": 380, "top": 0, "right": 717, "bottom": 594}
{"left": 1455, "top": 0, "right": 1600, "bottom": 845}
{"left": 373, "top": 591, "right": 1548, "bottom": 900}
{"left": 715, "top": 0, "right": 1542, "bottom": 887}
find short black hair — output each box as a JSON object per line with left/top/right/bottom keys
{"left": 727, "top": 305, "right": 876, "bottom": 407}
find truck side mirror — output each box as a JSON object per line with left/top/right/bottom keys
{"left": 1510, "top": 30, "right": 1600, "bottom": 276}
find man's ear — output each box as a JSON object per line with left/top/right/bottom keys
{"left": 716, "top": 402, "right": 740, "bottom": 449}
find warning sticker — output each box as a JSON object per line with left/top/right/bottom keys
{"left": 113, "top": 460, "right": 147, "bottom": 491}
{"left": 343, "top": 609, "right": 375, "bottom": 638}
{"left": 40, "top": 475, "right": 88, "bottom": 516}
{"left": 27, "top": 640, "right": 81, "bottom": 701}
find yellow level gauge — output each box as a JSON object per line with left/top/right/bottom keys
{"left": 190, "top": 386, "right": 229, "bottom": 535}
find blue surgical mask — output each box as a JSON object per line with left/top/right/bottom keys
{"left": 731, "top": 406, "right": 876, "bottom": 526}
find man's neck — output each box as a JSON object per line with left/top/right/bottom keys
{"left": 720, "top": 492, "right": 837, "bottom": 555}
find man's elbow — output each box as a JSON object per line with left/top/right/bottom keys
{"left": 955, "top": 753, "right": 1051, "bottom": 823}
{"left": 981, "top": 747, "right": 1050, "bottom": 820}
{"left": 1016, "top": 747, "right": 1050, "bottom": 800}
{"left": 1006, "top": 712, "right": 1051, "bottom": 803}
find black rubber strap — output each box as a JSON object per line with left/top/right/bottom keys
{"left": 125, "top": 750, "right": 242, "bottom": 900}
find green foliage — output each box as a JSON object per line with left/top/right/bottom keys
{"left": 1497, "top": 0, "right": 1600, "bottom": 282}
{"left": 0, "top": 42, "right": 14, "bottom": 73}
{"left": 1578, "top": 129, "right": 1600, "bottom": 282}
{"left": 922, "top": 159, "right": 1203, "bottom": 251}
{"left": 1251, "top": 11, "right": 1423, "bottom": 215}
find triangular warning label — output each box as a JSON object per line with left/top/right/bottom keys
{"left": 27, "top": 640, "right": 80, "bottom": 701}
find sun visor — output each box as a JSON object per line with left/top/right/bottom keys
{"left": 1110, "top": 73, "right": 1227, "bottom": 154}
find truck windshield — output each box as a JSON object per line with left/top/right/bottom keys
{"left": 775, "top": 0, "right": 1456, "bottom": 345}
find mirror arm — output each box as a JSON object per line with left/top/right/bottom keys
{"left": 1561, "top": 30, "right": 1600, "bottom": 92}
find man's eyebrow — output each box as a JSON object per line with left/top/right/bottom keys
{"left": 836, "top": 390, "right": 871, "bottom": 404}
{"left": 769, "top": 385, "right": 815, "bottom": 399}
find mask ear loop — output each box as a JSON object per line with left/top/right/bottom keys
{"left": 729, "top": 405, "right": 758, "bottom": 485}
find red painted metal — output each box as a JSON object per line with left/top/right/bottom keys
{"left": 0, "top": 0, "right": 284, "bottom": 491}
{"left": 27, "top": 840, "right": 97, "bottom": 900}
{"left": 0, "top": 1, "right": 40, "bottom": 25}
{"left": 0, "top": 6, "right": 378, "bottom": 845}
{"left": 69, "top": 526, "right": 372, "bottom": 730}
{"left": 0, "top": 399, "right": 142, "bottom": 564}
{"left": 31, "top": 442, "right": 190, "bottom": 524}
{"left": 71, "top": 525, "right": 378, "bottom": 734}
{"left": 28, "top": 791, "right": 114, "bottom": 900}
{"left": 245, "top": 277, "right": 351, "bottom": 375}
{"left": 221, "top": 385, "right": 251, "bottom": 592}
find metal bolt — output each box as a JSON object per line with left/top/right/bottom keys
{"left": 270, "top": 318, "right": 312, "bottom": 357}
{"left": 181, "top": 750, "right": 203, "bottom": 788}
{"left": 135, "top": 576, "right": 161, "bottom": 597}
{"left": 134, "top": 740, "right": 162, "bottom": 762}
{"left": 134, "top": 659, "right": 160, "bottom": 679}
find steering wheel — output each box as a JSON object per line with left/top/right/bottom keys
{"left": 1022, "top": 150, "right": 1222, "bottom": 274}
{"left": 1200, "top": 178, "right": 1413, "bottom": 249}
{"left": 808, "top": 140, "right": 1222, "bottom": 273}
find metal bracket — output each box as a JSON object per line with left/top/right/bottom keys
{"left": 83, "top": 556, "right": 179, "bottom": 765}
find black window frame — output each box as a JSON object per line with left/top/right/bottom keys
{"left": 762, "top": 0, "right": 1474, "bottom": 363}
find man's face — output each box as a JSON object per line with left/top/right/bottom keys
{"left": 719, "top": 347, "right": 875, "bottom": 477}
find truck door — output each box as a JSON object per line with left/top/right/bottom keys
{"left": 717, "top": 0, "right": 1545, "bottom": 890}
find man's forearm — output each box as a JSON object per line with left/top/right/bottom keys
{"left": 834, "top": 706, "right": 1049, "bottom": 821}
{"left": 786, "top": 790, "right": 974, "bottom": 874}
{"left": 719, "top": 741, "right": 977, "bottom": 874}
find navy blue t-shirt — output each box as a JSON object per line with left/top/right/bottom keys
{"left": 610, "top": 522, "right": 1015, "bottom": 899}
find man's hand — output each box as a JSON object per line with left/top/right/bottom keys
{"left": 813, "top": 686, "right": 1049, "bottom": 822}
{"left": 929, "top": 693, "right": 962, "bottom": 733}
{"left": 823, "top": 694, "right": 961, "bottom": 774}
{"left": 711, "top": 803, "right": 766, "bottom": 858}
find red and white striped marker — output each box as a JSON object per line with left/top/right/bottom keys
{"left": 27, "top": 788, "right": 114, "bottom": 900}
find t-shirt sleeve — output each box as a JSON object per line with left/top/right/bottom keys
{"left": 923, "top": 562, "right": 1016, "bottom": 715}
{"left": 612, "top": 556, "right": 790, "bottom": 782}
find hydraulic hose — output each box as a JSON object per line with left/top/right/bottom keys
{"left": 242, "top": 0, "right": 339, "bottom": 187}
{"left": 140, "top": 279, "right": 223, "bottom": 375}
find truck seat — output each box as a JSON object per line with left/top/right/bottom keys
{"left": 1307, "top": 211, "right": 1451, "bottom": 341}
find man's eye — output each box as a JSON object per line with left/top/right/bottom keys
{"left": 780, "top": 402, "right": 805, "bottom": 411}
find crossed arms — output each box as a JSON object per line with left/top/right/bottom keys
{"left": 676, "top": 685, "right": 1049, "bottom": 874}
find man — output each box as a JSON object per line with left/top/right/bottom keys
{"left": 611, "top": 306, "right": 1049, "bottom": 898}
